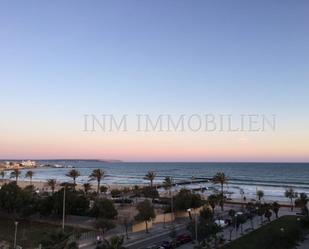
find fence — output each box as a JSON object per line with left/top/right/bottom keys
{"left": 132, "top": 206, "right": 205, "bottom": 232}
{"left": 69, "top": 230, "right": 96, "bottom": 243}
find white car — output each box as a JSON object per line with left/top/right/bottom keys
{"left": 214, "top": 219, "right": 228, "bottom": 228}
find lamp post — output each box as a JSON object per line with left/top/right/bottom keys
{"left": 240, "top": 189, "right": 244, "bottom": 211}
{"left": 234, "top": 213, "right": 238, "bottom": 237}
{"left": 14, "top": 221, "right": 18, "bottom": 249}
{"left": 171, "top": 177, "right": 174, "bottom": 223}
{"left": 187, "top": 208, "right": 192, "bottom": 220}
{"left": 163, "top": 210, "right": 166, "bottom": 228}
{"left": 195, "top": 212, "right": 198, "bottom": 243}
{"left": 187, "top": 208, "right": 198, "bottom": 244}
{"left": 62, "top": 186, "right": 66, "bottom": 231}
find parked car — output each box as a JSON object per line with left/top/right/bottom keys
{"left": 145, "top": 245, "right": 164, "bottom": 249}
{"left": 161, "top": 239, "right": 177, "bottom": 249}
{"left": 214, "top": 219, "right": 228, "bottom": 228}
{"left": 113, "top": 198, "right": 133, "bottom": 204}
{"left": 176, "top": 233, "right": 192, "bottom": 244}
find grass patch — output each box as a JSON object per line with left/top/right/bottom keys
{"left": 222, "top": 216, "right": 307, "bottom": 249}
{"left": 0, "top": 217, "right": 88, "bottom": 248}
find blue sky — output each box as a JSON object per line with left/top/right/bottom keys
{"left": 0, "top": 1, "right": 308, "bottom": 160}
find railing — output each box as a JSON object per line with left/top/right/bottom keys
{"left": 68, "top": 230, "right": 96, "bottom": 243}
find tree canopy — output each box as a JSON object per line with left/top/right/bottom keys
{"left": 90, "top": 198, "right": 118, "bottom": 219}
{"left": 174, "top": 189, "right": 203, "bottom": 211}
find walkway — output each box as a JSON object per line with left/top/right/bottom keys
{"left": 79, "top": 207, "right": 298, "bottom": 249}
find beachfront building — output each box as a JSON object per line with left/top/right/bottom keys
{"left": 21, "top": 160, "right": 36, "bottom": 167}
{"left": 5, "top": 161, "right": 21, "bottom": 169}
{"left": 0, "top": 160, "right": 37, "bottom": 169}
{"left": 0, "top": 163, "right": 6, "bottom": 169}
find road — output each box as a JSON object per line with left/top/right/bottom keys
{"left": 125, "top": 226, "right": 188, "bottom": 249}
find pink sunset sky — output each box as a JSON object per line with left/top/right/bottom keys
{"left": 1, "top": 1, "right": 308, "bottom": 162}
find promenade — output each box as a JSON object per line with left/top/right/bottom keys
{"left": 79, "top": 205, "right": 299, "bottom": 249}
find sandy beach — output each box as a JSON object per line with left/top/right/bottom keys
{"left": 0, "top": 179, "right": 139, "bottom": 193}
{"left": 0, "top": 179, "right": 57, "bottom": 191}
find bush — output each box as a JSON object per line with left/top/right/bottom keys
{"left": 0, "top": 182, "right": 38, "bottom": 216}
{"left": 111, "top": 189, "right": 122, "bottom": 198}
{"left": 40, "top": 229, "right": 72, "bottom": 249}
{"left": 174, "top": 189, "right": 203, "bottom": 211}
{"left": 38, "top": 189, "right": 90, "bottom": 216}
{"left": 90, "top": 198, "right": 118, "bottom": 219}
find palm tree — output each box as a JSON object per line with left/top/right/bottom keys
{"left": 144, "top": 171, "right": 156, "bottom": 187}
{"left": 264, "top": 204, "right": 272, "bottom": 222}
{"left": 246, "top": 202, "right": 256, "bottom": 229}
{"left": 83, "top": 182, "right": 92, "bottom": 195}
{"left": 47, "top": 179, "right": 57, "bottom": 194}
{"left": 100, "top": 185, "right": 108, "bottom": 195}
{"left": 256, "top": 190, "right": 264, "bottom": 201}
{"left": 10, "top": 169, "right": 21, "bottom": 183}
{"left": 66, "top": 169, "right": 80, "bottom": 189}
{"left": 163, "top": 176, "right": 172, "bottom": 192}
{"left": 295, "top": 193, "right": 309, "bottom": 215}
{"left": 285, "top": 188, "right": 298, "bottom": 211}
{"left": 272, "top": 202, "right": 280, "bottom": 218}
{"left": 207, "top": 194, "right": 219, "bottom": 213}
{"left": 163, "top": 176, "right": 173, "bottom": 220}
{"left": 101, "top": 236, "right": 126, "bottom": 249}
{"left": 228, "top": 209, "right": 236, "bottom": 240}
{"left": 212, "top": 172, "right": 228, "bottom": 211}
{"left": 25, "top": 170, "right": 34, "bottom": 185}
{"left": 89, "top": 169, "right": 105, "bottom": 193}
{"left": 133, "top": 185, "right": 141, "bottom": 203}
{"left": 256, "top": 203, "right": 266, "bottom": 225}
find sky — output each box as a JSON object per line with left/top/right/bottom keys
{"left": 0, "top": 0, "right": 308, "bottom": 162}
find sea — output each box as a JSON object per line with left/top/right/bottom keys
{"left": 2, "top": 161, "right": 309, "bottom": 203}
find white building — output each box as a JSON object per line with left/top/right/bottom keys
{"left": 21, "top": 160, "right": 36, "bottom": 167}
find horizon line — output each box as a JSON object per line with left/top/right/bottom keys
{"left": 0, "top": 158, "right": 309, "bottom": 164}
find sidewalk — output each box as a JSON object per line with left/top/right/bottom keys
{"left": 297, "top": 235, "right": 309, "bottom": 249}
{"left": 220, "top": 208, "right": 299, "bottom": 244}
{"left": 178, "top": 208, "right": 299, "bottom": 249}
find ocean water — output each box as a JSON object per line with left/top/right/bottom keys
{"left": 4, "top": 161, "right": 309, "bottom": 202}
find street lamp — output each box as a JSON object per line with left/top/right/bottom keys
{"left": 234, "top": 213, "right": 239, "bottom": 237}
{"left": 14, "top": 221, "right": 18, "bottom": 249}
{"left": 171, "top": 177, "right": 174, "bottom": 223}
{"left": 163, "top": 209, "right": 166, "bottom": 228}
{"left": 187, "top": 208, "right": 198, "bottom": 244}
{"left": 187, "top": 208, "right": 192, "bottom": 220}
{"left": 62, "top": 186, "right": 66, "bottom": 231}
{"left": 240, "top": 189, "right": 245, "bottom": 210}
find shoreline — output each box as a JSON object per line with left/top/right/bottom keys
{"left": 0, "top": 179, "right": 140, "bottom": 192}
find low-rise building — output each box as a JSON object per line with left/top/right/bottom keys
{"left": 21, "top": 160, "right": 36, "bottom": 167}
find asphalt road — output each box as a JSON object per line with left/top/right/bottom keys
{"left": 125, "top": 227, "right": 188, "bottom": 249}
